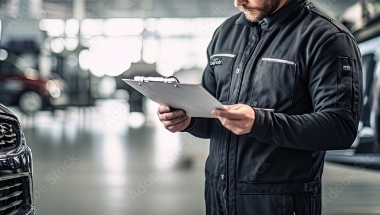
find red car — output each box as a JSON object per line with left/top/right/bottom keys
{"left": 0, "top": 50, "right": 69, "bottom": 114}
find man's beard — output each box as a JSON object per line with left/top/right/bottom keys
{"left": 238, "top": 0, "right": 281, "bottom": 22}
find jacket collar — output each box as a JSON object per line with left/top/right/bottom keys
{"left": 236, "top": 0, "right": 306, "bottom": 30}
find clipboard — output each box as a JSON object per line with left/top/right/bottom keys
{"left": 122, "top": 76, "right": 226, "bottom": 118}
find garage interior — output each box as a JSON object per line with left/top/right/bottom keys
{"left": 1, "top": 0, "right": 380, "bottom": 214}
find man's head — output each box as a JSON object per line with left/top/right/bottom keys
{"left": 234, "top": 0, "right": 287, "bottom": 22}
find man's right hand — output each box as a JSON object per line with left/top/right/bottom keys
{"left": 157, "top": 105, "right": 191, "bottom": 133}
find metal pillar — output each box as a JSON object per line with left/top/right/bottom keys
{"left": 73, "top": 0, "right": 86, "bottom": 20}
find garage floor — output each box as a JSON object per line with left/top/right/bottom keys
{"left": 14, "top": 100, "right": 380, "bottom": 215}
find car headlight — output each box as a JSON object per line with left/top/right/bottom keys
{"left": 0, "top": 118, "right": 21, "bottom": 151}
{"left": 45, "top": 80, "right": 61, "bottom": 99}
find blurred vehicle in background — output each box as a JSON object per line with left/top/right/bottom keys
{"left": 339, "top": 0, "right": 380, "bottom": 42}
{"left": 116, "top": 63, "right": 160, "bottom": 114}
{"left": 0, "top": 104, "right": 36, "bottom": 214}
{"left": 0, "top": 49, "right": 70, "bottom": 114}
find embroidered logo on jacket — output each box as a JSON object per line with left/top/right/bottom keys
{"left": 210, "top": 58, "right": 223, "bottom": 66}
{"left": 343, "top": 65, "right": 351, "bottom": 71}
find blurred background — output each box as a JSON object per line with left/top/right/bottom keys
{"left": 1, "top": 0, "right": 380, "bottom": 214}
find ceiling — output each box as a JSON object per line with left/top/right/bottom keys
{"left": 40, "top": 0, "right": 361, "bottom": 19}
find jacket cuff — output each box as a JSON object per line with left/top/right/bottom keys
{"left": 181, "top": 117, "right": 196, "bottom": 132}
{"left": 248, "top": 108, "right": 267, "bottom": 137}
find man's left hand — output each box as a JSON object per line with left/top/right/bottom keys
{"left": 212, "top": 104, "right": 256, "bottom": 135}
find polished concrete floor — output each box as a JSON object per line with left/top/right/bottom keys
{"left": 11, "top": 100, "right": 380, "bottom": 215}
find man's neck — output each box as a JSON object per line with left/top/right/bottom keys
{"left": 272, "top": 0, "right": 292, "bottom": 14}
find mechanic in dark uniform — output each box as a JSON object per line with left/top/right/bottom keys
{"left": 157, "top": 0, "right": 363, "bottom": 214}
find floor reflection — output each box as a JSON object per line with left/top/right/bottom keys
{"left": 7, "top": 100, "right": 380, "bottom": 215}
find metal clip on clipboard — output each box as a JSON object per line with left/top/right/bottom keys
{"left": 123, "top": 76, "right": 225, "bottom": 118}
{"left": 134, "top": 76, "right": 180, "bottom": 84}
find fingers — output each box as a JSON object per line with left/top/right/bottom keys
{"left": 166, "top": 116, "right": 191, "bottom": 133}
{"left": 213, "top": 104, "right": 254, "bottom": 119}
{"left": 217, "top": 116, "right": 236, "bottom": 129}
{"left": 158, "top": 105, "right": 171, "bottom": 114}
{"left": 158, "top": 109, "right": 186, "bottom": 121}
{"left": 162, "top": 115, "right": 189, "bottom": 128}
{"left": 212, "top": 109, "right": 244, "bottom": 120}
{"left": 216, "top": 117, "right": 250, "bottom": 135}
{"left": 213, "top": 104, "right": 256, "bottom": 135}
{"left": 157, "top": 106, "right": 190, "bottom": 133}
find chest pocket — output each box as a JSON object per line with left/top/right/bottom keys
{"left": 210, "top": 53, "right": 237, "bottom": 102}
{"left": 250, "top": 58, "right": 297, "bottom": 112}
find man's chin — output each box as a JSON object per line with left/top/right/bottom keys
{"left": 244, "top": 14, "right": 261, "bottom": 23}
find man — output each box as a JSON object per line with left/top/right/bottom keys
{"left": 157, "top": 0, "right": 362, "bottom": 214}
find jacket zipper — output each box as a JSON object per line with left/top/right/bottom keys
{"left": 225, "top": 26, "right": 263, "bottom": 215}
{"left": 224, "top": 130, "right": 232, "bottom": 214}
{"left": 235, "top": 27, "right": 262, "bottom": 102}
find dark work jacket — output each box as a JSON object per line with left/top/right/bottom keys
{"left": 183, "top": 0, "right": 363, "bottom": 214}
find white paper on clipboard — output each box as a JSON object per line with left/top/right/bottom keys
{"left": 122, "top": 79, "right": 226, "bottom": 118}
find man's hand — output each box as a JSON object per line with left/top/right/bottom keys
{"left": 157, "top": 105, "right": 191, "bottom": 133}
{"left": 212, "top": 104, "right": 256, "bottom": 135}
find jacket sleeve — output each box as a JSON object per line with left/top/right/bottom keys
{"left": 246, "top": 33, "right": 363, "bottom": 151}
{"left": 181, "top": 30, "right": 220, "bottom": 139}
{"left": 182, "top": 65, "right": 215, "bottom": 139}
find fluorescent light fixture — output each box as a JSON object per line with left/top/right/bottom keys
{"left": 39, "top": 19, "right": 65, "bottom": 37}
{"left": 85, "top": 37, "right": 142, "bottom": 77}
{"left": 51, "top": 37, "right": 65, "bottom": 53}
{"left": 156, "top": 18, "right": 190, "bottom": 37}
{"left": 104, "top": 18, "right": 145, "bottom": 36}
{"left": 79, "top": 49, "right": 90, "bottom": 70}
{"left": 65, "top": 19, "right": 80, "bottom": 37}
{"left": 65, "top": 37, "right": 79, "bottom": 51}
{"left": 81, "top": 19, "right": 104, "bottom": 37}
{"left": 142, "top": 38, "right": 158, "bottom": 64}
{"left": 145, "top": 18, "right": 156, "bottom": 32}
{"left": 156, "top": 18, "right": 226, "bottom": 37}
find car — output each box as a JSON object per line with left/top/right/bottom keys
{"left": 116, "top": 62, "right": 160, "bottom": 114}
{"left": 0, "top": 49, "right": 70, "bottom": 114}
{"left": 0, "top": 103, "right": 36, "bottom": 214}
